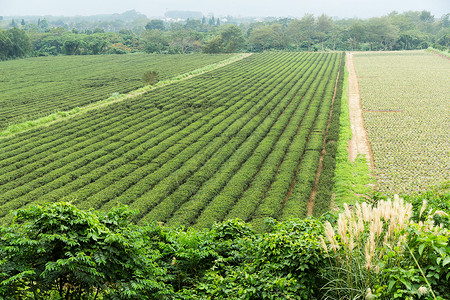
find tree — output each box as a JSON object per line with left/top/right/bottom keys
{"left": 145, "top": 19, "right": 164, "bottom": 31}
{"left": 248, "top": 25, "right": 274, "bottom": 51}
{"left": 286, "top": 19, "right": 303, "bottom": 51}
{"left": 420, "top": 10, "right": 434, "bottom": 23}
{"left": 63, "top": 39, "right": 83, "bottom": 55}
{"left": 387, "top": 11, "right": 416, "bottom": 32}
{"left": 203, "top": 24, "right": 245, "bottom": 53}
{"left": 299, "top": 14, "right": 315, "bottom": 51}
{"left": 142, "top": 71, "right": 159, "bottom": 85}
{"left": 6, "top": 28, "right": 32, "bottom": 58}
{"left": 219, "top": 24, "right": 245, "bottom": 52}
{"left": 202, "top": 35, "right": 224, "bottom": 53}
{"left": 184, "top": 19, "right": 204, "bottom": 32}
{"left": 84, "top": 35, "right": 108, "bottom": 54}
{"left": 316, "top": 14, "right": 332, "bottom": 51}
{"left": 366, "top": 17, "right": 399, "bottom": 50}
{"left": 436, "top": 28, "right": 450, "bottom": 48}
{"left": 39, "top": 19, "right": 49, "bottom": 31}
{"left": 348, "top": 21, "right": 366, "bottom": 50}
{"left": 330, "top": 23, "right": 343, "bottom": 50}
{"left": 169, "top": 28, "right": 202, "bottom": 54}
{"left": 0, "top": 202, "right": 169, "bottom": 299}
{"left": 209, "top": 16, "right": 215, "bottom": 26}
{"left": 0, "top": 30, "right": 13, "bottom": 60}
{"left": 93, "top": 27, "right": 105, "bottom": 34}
{"left": 143, "top": 29, "right": 169, "bottom": 53}
{"left": 397, "top": 30, "right": 428, "bottom": 49}
{"left": 441, "top": 13, "right": 450, "bottom": 28}
{"left": 270, "top": 23, "right": 288, "bottom": 49}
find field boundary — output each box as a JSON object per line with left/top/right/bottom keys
{"left": 425, "top": 47, "right": 450, "bottom": 60}
{"left": 0, "top": 53, "right": 251, "bottom": 139}
{"left": 331, "top": 59, "right": 376, "bottom": 208}
{"left": 346, "top": 53, "right": 374, "bottom": 169}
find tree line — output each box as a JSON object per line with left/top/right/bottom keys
{"left": 1, "top": 10, "right": 449, "bottom": 60}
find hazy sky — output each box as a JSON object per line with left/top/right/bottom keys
{"left": 1, "top": 0, "right": 448, "bottom": 19}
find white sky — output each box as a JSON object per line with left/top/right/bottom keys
{"left": 0, "top": 0, "right": 448, "bottom": 19}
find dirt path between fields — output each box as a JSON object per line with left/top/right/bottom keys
{"left": 346, "top": 53, "right": 374, "bottom": 170}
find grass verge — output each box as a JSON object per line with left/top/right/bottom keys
{"left": 425, "top": 47, "right": 450, "bottom": 58}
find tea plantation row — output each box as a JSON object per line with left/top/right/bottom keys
{"left": 0, "top": 53, "right": 233, "bottom": 129}
{"left": 0, "top": 52, "right": 344, "bottom": 228}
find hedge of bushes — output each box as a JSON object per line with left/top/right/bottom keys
{"left": 1, "top": 191, "right": 448, "bottom": 299}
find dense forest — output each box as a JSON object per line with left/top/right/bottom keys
{"left": 0, "top": 9, "right": 449, "bottom": 60}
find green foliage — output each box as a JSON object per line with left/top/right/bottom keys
{"left": 0, "top": 202, "right": 169, "bottom": 299}
{"left": 0, "top": 28, "right": 32, "bottom": 60}
{"left": 406, "top": 223, "right": 450, "bottom": 298}
{"left": 372, "top": 220, "right": 450, "bottom": 299}
{"left": 145, "top": 20, "right": 165, "bottom": 31}
{"left": 0, "top": 194, "right": 448, "bottom": 299}
{"left": 321, "top": 196, "right": 450, "bottom": 300}
{"left": 203, "top": 25, "right": 245, "bottom": 53}
{"left": 193, "top": 218, "right": 327, "bottom": 299}
{"left": 406, "top": 183, "right": 450, "bottom": 229}
{"left": 142, "top": 71, "right": 159, "bottom": 85}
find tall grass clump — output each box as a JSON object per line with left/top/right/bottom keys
{"left": 320, "top": 195, "right": 449, "bottom": 299}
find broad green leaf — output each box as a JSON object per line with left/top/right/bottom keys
{"left": 442, "top": 256, "right": 450, "bottom": 267}
{"left": 418, "top": 244, "right": 426, "bottom": 256}
{"left": 388, "top": 280, "right": 396, "bottom": 292}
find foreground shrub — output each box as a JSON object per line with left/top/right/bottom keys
{"left": 193, "top": 218, "right": 327, "bottom": 299}
{"left": 0, "top": 193, "right": 448, "bottom": 299}
{"left": 0, "top": 202, "right": 169, "bottom": 299}
{"left": 407, "top": 183, "right": 450, "bottom": 229}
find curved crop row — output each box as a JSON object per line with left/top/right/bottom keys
{"left": 0, "top": 52, "right": 344, "bottom": 227}
{"left": 0, "top": 54, "right": 234, "bottom": 129}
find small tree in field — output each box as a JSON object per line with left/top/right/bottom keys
{"left": 142, "top": 71, "right": 159, "bottom": 85}
{"left": 0, "top": 202, "right": 169, "bottom": 299}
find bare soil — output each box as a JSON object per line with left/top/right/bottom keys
{"left": 346, "top": 53, "right": 374, "bottom": 170}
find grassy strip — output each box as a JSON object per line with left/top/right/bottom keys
{"left": 332, "top": 66, "right": 375, "bottom": 208}
{"left": 425, "top": 47, "right": 450, "bottom": 58}
{"left": 0, "top": 53, "right": 251, "bottom": 138}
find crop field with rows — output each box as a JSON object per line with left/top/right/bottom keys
{"left": 0, "top": 52, "right": 344, "bottom": 228}
{"left": 0, "top": 53, "right": 233, "bottom": 129}
{"left": 354, "top": 51, "right": 450, "bottom": 194}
